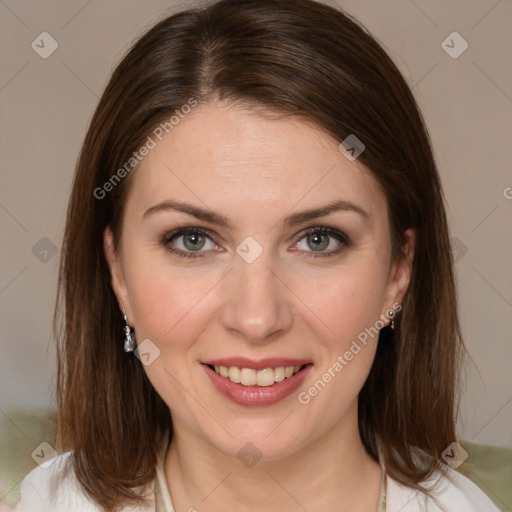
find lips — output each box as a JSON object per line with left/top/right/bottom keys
{"left": 201, "top": 358, "right": 313, "bottom": 407}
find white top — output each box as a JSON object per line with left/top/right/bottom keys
{"left": 13, "top": 450, "right": 501, "bottom": 512}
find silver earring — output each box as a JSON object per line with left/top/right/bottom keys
{"left": 123, "top": 315, "right": 136, "bottom": 353}
{"left": 388, "top": 309, "right": 395, "bottom": 331}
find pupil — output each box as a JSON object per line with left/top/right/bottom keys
{"left": 308, "top": 233, "right": 328, "bottom": 251}
{"left": 184, "top": 233, "right": 205, "bottom": 251}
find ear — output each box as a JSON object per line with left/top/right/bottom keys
{"left": 381, "top": 228, "right": 415, "bottom": 320}
{"left": 103, "top": 225, "right": 133, "bottom": 322}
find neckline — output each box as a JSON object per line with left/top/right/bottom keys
{"left": 377, "top": 466, "right": 387, "bottom": 511}
{"left": 155, "top": 448, "right": 386, "bottom": 512}
{"left": 155, "top": 447, "right": 175, "bottom": 511}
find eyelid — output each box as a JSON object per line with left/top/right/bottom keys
{"left": 161, "top": 226, "right": 216, "bottom": 245}
{"left": 295, "top": 226, "right": 350, "bottom": 245}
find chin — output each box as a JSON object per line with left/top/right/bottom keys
{"left": 204, "top": 421, "right": 310, "bottom": 464}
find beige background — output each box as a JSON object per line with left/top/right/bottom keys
{"left": 1, "top": 0, "right": 511, "bottom": 451}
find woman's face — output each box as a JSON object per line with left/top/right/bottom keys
{"left": 105, "top": 101, "right": 414, "bottom": 460}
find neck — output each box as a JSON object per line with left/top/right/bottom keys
{"left": 164, "top": 403, "right": 382, "bottom": 512}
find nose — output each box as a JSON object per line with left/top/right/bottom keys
{"left": 218, "top": 250, "right": 294, "bottom": 345}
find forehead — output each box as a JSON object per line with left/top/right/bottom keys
{"left": 126, "top": 101, "right": 387, "bottom": 222}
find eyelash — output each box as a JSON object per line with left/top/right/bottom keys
{"left": 160, "top": 226, "right": 351, "bottom": 259}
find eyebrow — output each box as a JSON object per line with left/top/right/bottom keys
{"left": 142, "top": 199, "right": 370, "bottom": 227}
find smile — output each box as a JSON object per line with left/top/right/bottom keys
{"left": 210, "top": 364, "right": 304, "bottom": 386}
{"left": 201, "top": 359, "right": 314, "bottom": 406}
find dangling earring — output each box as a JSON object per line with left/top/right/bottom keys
{"left": 123, "top": 315, "right": 136, "bottom": 352}
{"left": 388, "top": 309, "right": 395, "bottom": 331}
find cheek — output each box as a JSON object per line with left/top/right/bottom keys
{"left": 292, "top": 264, "right": 387, "bottom": 424}
{"left": 126, "top": 263, "right": 220, "bottom": 348}
{"left": 125, "top": 247, "right": 390, "bottom": 351}
{"left": 122, "top": 259, "right": 220, "bottom": 413}
{"left": 291, "top": 258, "right": 389, "bottom": 348}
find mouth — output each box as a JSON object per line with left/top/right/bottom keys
{"left": 201, "top": 360, "right": 313, "bottom": 407}
{"left": 205, "top": 363, "right": 309, "bottom": 386}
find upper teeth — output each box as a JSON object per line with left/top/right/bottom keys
{"left": 214, "top": 365, "right": 302, "bottom": 386}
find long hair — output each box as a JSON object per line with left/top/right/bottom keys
{"left": 55, "top": 0, "right": 465, "bottom": 509}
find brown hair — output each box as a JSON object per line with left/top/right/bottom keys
{"left": 55, "top": 0, "right": 465, "bottom": 509}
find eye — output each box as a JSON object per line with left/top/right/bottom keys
{"left": 161, "top": 227, "right": 220, "bottom": 258}
{"left": 294, "top": 227, "right": 350, "bottom": 258}
{"left": 161, "top": 226, "right": 350, "bottom": 259}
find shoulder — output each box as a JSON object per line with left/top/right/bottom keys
{"left": 14, "top": 451, "right": 155, "bottom": 512}
{"left": 14, "top": 452, "right": 98, "bottom": 512}
{"left": 386, "top": 464, "right": 501, "bottom": 512}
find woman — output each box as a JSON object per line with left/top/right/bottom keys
{"left": 14, "top": 0, "right": 501, "bottom": 510}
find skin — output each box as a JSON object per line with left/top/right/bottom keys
{"left": 104, "top": 100, "right": 415, "bottom": 512}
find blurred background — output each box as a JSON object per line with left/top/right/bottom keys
{"left": 1, "top": 0, "right": 511, "bottom": 507}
